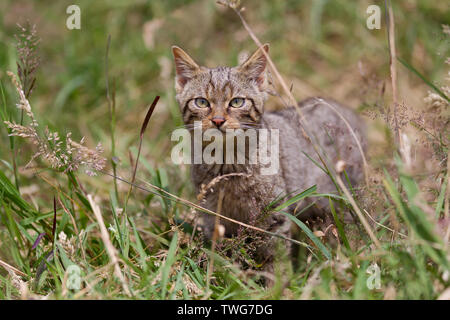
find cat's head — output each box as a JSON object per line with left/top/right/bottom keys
{"left": 171, "top": 44, "right": 269, "bottom": 131}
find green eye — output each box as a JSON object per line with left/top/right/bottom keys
{"left": 194, "top": 98, "right": 210, "bottom": 108}
{"left": 229, "top": 97, "right": 245, "bottom": 108}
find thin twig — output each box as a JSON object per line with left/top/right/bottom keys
{"left": 385, "top": 1, "right": 405, "bottom": 237}
{"left": 386, "top": 0, "right": 402, "bottom": 149}
{"left": 0, "top": 259, "right": 27, "bottom": 277}
{"left": 363, "top": 209, "right": 406, "bottom": 238}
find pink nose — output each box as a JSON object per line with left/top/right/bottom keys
{"left": 211, "top": 117, "right": 225, "bottom": 127}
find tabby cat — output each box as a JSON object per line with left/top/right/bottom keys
{"left": 171, "top": 44, "right": 366, "bottom": 271}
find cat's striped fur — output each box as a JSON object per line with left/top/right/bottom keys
{"left": 172, "top": 44, "right": 366, "bottom": 271}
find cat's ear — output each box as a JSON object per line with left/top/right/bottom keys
{"left": 238, "top": 43, "right": 269, "bottom": 86}
{"left": 172, "top": 46, "right": 200, "bottom": 89}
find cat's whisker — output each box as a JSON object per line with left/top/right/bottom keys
{"left": 240, "top": 122, "right": 262, "bottom": 127}
{"left": 240, "top": 122, "right": 260, "bottom": 125}
{"left": 240, "top": 125, "right": 261, "bottom": 130}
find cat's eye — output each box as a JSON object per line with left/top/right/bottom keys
{"left": 229, "top": 97, "right": 245, "bottom": 108}
{"left": 194, "top": 97, "right": 210, "bottom": 108}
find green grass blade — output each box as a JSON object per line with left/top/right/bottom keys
{"left": 398, "top": 57, "right": 450, "bottom": 103}
{"left": 280, "top": 210, "right": 331, "bottom": 260}
{"left": 435, "top": 172, "right": 447, "bottom": 218}
{"left": 160, "top": 231, "right": 178, "bottom": 298}
{"left": 274, "top": 185, "right": 317, "bottom": 212}
{"left": 329, "top": 198, "right": 351, "bottom": 251}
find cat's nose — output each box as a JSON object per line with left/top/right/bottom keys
{"left": 211, "top": 117, "right": 225, "bottom": 127}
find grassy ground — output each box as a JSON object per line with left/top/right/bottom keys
{"left": 0, "top": 0, "right": 449, "bottom": 299}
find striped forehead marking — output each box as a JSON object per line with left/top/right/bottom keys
{"left": 206, "top": 67, "right": 234, "bottom": 101}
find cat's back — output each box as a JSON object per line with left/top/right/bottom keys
{"left": 263, "top": 97, "right": 364, "bottom": 136}
{"left": 262, "top": 97, "right": 366, "bottom": 217}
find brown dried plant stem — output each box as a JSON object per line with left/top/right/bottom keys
{"left": 335, "top": 173, "right": 381, "bottom": 248}
{"left": 385, "top": 1, "right": 404, "bottom": 236}
{"left": 57, "top": 196, "right": 87, "bottom": 262}
{"left": 363, "top": 208, "right": 407, "bottom": 238}
{"left": 87, "top": 194, "right": 131, "bottom": 296}
{"left": 0, "top": 259, "right": 27, "bottom": 277}
{"left": 386, "top": 0, "right": 403, "bottom": 150}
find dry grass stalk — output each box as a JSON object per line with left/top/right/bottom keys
{"left": 0, "top": 258, "right": 27, "bottom": 277}
{"left": 193, "top": 172, "right": 246, "bottom": 246}
{"left": 386, "top": 1, "right": 404, "bottom": 151}
{"left": 57, "top": 196, "right": 87, "bottom": 261}
{"left": 363, "top": 208, "right": 407, "bottom": 238}
{"left": 335, "top": 163, "right": 381, "bottom": 248}
{"left": 197, "top": 172, "right": 249, "bottom": 203}
{"left": 87, "top": 194, "right": 131, "bottom": 296}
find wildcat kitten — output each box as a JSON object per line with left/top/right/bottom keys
{"left": 172, "top": 44, "right": 366, "bottom": 270}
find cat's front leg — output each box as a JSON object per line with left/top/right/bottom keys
{"left": 200, "top": 211, "right": 216, "bottom": 241}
